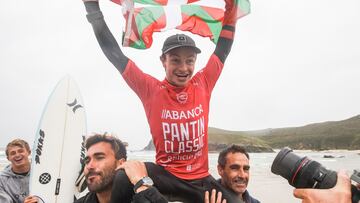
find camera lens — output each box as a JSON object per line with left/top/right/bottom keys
{"left": 271, "top": 147, "right": 337, "bottom": 189}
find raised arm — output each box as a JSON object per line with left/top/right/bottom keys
{"left": 83, "top": 0, "right": 129, "bottom": 73}
{"left": 214, "top": 0, "right": 238, "bottom": 64}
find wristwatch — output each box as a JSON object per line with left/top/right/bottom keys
{"left": 133, "top": 176, "right": 154, "bottom": 193}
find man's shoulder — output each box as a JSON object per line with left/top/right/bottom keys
{"left": 249, "top": 195, "right": 260, "bottom": 203}
{"left": 132, "top": 186, "right": 168, "bottom": 203}
{"left": 0, "top": 165, "right": 12, "bottom": 178}
{"left": 244, "top": 190, "right": 260, "bottom": 203}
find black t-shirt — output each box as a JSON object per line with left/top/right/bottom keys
{"left": 74, "top": 187, "right": 167, "bottom": 203}
{"left": 74, "top": 192, "right": 99, "bottom": 203}
{"left": 132, "top": 187, "right": 168, "bottom": 203}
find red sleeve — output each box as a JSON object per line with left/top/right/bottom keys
{"left": 121, "top": 60, "right": 159, "bottom": 101}
{"left": 193, "top": 54, "right": 224, "bottom": 93}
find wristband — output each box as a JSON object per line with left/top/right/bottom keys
{"left": 133, "top": 177, "right": 154, "bottom": 193}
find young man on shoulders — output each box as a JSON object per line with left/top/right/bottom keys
{"left": 82, "top": 0, "right": 241, "bottom": 202}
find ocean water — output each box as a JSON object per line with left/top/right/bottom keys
{"left": 1, "top": 150, "right": 359, "bottom": 203}
{"left": 0, "top": 151, "right": 7, "bottom": 169}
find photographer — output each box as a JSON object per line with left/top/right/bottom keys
{"left": 293, "top": 170, "right": 352, "bottom": 203}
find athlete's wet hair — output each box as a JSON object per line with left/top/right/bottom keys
{"left": 6, "top": 139, "right": 31, "bottom": 157}
{"left": 218, "top": 145, "right": 249, "bottom": 168}
{"left": 85, "top": 133, "right": 127, "bottom": 160}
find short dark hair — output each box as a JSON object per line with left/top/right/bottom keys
{"left": 85, "top": 133, "right": 127, "bottom": 160}
{"left": 218, "top": 145, "right": 249, "bottom": 168}
{"left": 6, "top": 139, "right": 31, "bottom": 157}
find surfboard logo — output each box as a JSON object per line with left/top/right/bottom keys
{"left": 75, "top": 136, "right": 88, "bottom": 192}
{"left": 80, "top": 135, "right": 86, "bottom": 162}
{"left": 35, "top": 130, "right": 45, "bottom": 164}
{"left": 55, "top": 178, "right": 61, "bottom": 195}
{"left": 39, "top": 173, "right": 51, "bottom": 184}
{"left": 67, "top": 98, "right": 83, "bottom": 113}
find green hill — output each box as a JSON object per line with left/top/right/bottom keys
{"left": 143, "top": 128, "right": 274, "bottom": 152}
{"left": 143, "top": 115, "right": 360, "bottom": 151}
{"left": 208, "top": 127, "right": 274, "bottom": 152}
{"left": 257, "top": 115, "right": 360, "bottom": 150}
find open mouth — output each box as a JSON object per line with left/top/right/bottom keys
{"left": 235, "top": 182, "right": 246, "bottom": 187}
{"left": 13, "top": 157, "right": 24, "bottom": 163}
{"left": 175, "top": 74, "right": 189, "bottom": 82}
{"left": 87, "top": 175, "right": 101, "bottom": 183}
{"left": 175, "top": 73, "right": 189, "bottom": 78}
{"left": 175, "top": 72, "right": 189, "bottom": 77}
{"left": 234, "top": 179, "right": 247, "bottom": 187}
{"left": 86, "top": 172, "right": 101, "bottom": 182}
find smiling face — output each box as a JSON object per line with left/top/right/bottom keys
{"left": 7, "top": 145, "right": 31, "bottom": 173}
{"left": 84, "top": 142, "right": 123, "bottom": 193}
{"left": 218, "top": 152, "right": 250, "bottom": 197}
{"left": 160, "top": 47, "right": 197, "bottom": 87}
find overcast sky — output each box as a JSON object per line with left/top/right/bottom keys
{"left": 1, "top": 0, "right": 360, "bottom": 150}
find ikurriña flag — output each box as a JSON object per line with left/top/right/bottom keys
{"left": 111, "top": 0, "right": 250, "bottom": 49}
{"left": 112, "top": 0, "right": 200, "bottom": 5}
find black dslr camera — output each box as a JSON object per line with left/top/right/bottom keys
{"left": 271, "top": 147, "right": 360, "bottom": 203}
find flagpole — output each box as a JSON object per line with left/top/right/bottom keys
{"left": 122, "top": 0, "right": 134, "bottom": 47}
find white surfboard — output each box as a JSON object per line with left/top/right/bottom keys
{"left": 30, "top": 76, "right": 87, "bottom": 203}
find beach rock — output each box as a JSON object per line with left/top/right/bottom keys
{"left": 143, "top": 140, "right": 155, "bottom": 151}
{"left": 323, "top": 155, "right": 335, "bottom": 158}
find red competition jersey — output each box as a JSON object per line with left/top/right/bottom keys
{"left": 122, "top": 54, "right": 224, "bottom": 180}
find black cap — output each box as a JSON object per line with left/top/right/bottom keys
{"left": 162, "top": 34, "right": 201, "bottom": 54}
